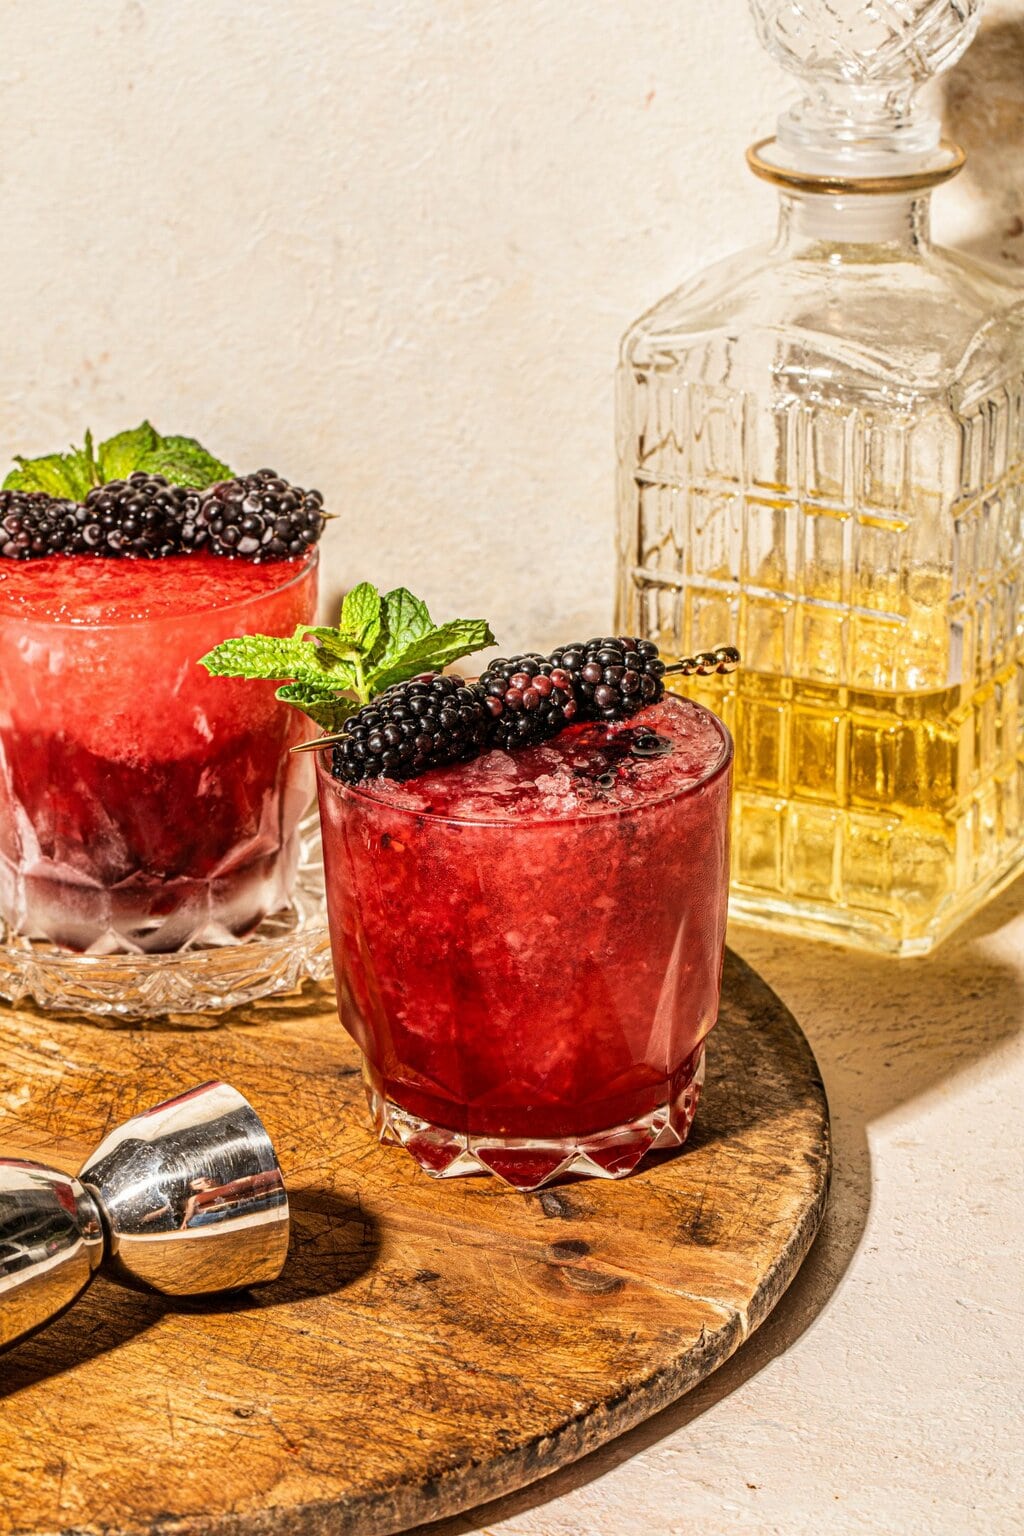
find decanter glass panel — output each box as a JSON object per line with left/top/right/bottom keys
{"left": 616, "top": 187, "right": 1024, "bottom": 953}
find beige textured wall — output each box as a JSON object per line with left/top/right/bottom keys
{"left": 2, "top": 1, "right": 1022, "bottom": 647}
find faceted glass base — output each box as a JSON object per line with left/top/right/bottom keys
{"left": 729, "top": 834, "right": 1024, "bottom": 957}
{"left": 0, "top": 810, "right": 331, "bottom": 1023}
{"left": 365, "top": 1047, "right": 705, "bottom": 1191}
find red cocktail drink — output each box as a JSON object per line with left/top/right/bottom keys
{"left": 0, "top": 551, "right": 317, "bottom": 953}
{"left": 317, "top": 693, "right": 732, "bottom": 1189}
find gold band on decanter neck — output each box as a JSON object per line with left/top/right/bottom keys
{"left": 745, "top": 136, "right": 966, "bottom": 196}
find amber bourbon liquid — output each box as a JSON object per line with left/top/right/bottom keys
{"left": 618, "top": 349, "right": 1024, "bottom": 955}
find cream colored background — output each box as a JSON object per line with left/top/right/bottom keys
{"left": 4, "top": 4, "right": 1023, "bottom": 1534}
{"left": 4, "top": 2, "right": 1021, "bottom": 642}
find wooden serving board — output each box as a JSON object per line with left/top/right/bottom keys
{"left": 0, "top": 950, "right": 829, "bottom": 1536}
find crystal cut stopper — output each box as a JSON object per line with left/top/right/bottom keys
{"left": 748, "top": 0, "right": 982, "bottom": 173}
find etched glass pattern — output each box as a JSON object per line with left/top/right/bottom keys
{"left": 748, "top": 0, "right": 982, "bottom": 163}
{"left": 0, "top": 809, "right": 331, "bottom": 1021}
{"left": 367, "top": 1050, "right": 705, "bottom": 1192}
{"left": 750, "top": 0, "right": 982, "bottom": 86}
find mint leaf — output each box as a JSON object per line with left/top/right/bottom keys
{"left": 199, "top": 634, "right": 317, "bottom": 679}
{"left": 201, "top": 631, "right": 363, "bottom": 730}
{"left": 274, "top": 675, "right": 342, "bottom": 703}
{"left": 275, "top": 681, "right": 354, "bottom": 732}
{"left": 296, "top": 626, "right": 364, "bottom": 667}
{"left": 366, "top": 587, "right": 433, "bottom": 671}
{"left": 339, "top": 582, "right": 382, "bottom": 653}
{"left": 4, "top": 454, "right": 79, "bottom": 498}
{"left": 65, "top": 430, "right": 99, "bottom": 496}
{"left": 4, "top": 423, "right": 230, "bottom": 496}
{"left": 97, "top": 421, "right": 159, "bottom": 481}
{"left": 4, "top": 442, "right": 97, "bottom": 499}
{"left": 384, "top": 587, "right": 432, "bottom": 647}
{"left": 368, "top": 618, "right": 495, "bottom": 692}
{"left": 137, "top": 435, "right": 231, "bottom": 488}
{"left": 198, "top": 583, "right": 495, "bottom": 733}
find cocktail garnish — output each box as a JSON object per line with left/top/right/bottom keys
{"left": 631, "top": 733, "right": 674, "bottom": 758}
{"left": 179, "top": 471, "right": 325, "bottom": 560}
{"left": 204, "top": 591, "right": 740, "bottom": 786}
{"left": 548, "top": 637, "right": 668, "bottom": 719}
{"left": 478, "top": 655, "right": 579, "bottom": 749}
{"left": 471, "top": 636, "right": 669, "bottom": 756}
{"left": 664, "top": 645, "right": 741, "bottom": 678}
{"left": 4, "top": 422, "right": 231, "bottom": 498}
{"left": 0, "top": 425, "right": 328, "bottom": 563}
{"left": 200, "top": 581, "right": 495, "bottom": 735}
{"left": 327, "top": 674, "right": 493, "bottom": 782}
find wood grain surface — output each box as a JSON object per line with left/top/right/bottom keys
{"left": 0, "top": 950, "right": 829, "bottom": 1536}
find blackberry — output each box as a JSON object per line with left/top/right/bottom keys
{"left": 75, "top": 473, "right": 192, "bottom": 557}
{"left": 330, "top": 674, "right": 491, "bottom": 784}
{"left": 184, "top": 470, "right": 325, "bottom": 561}
{"left": 477, "top": 653, "right": 578, "bottom": 750}
{"left": 0, "top": 490, "right": 77, "bottom": 559}
{"left": 547, "top": 636, "right": 666, "bottom": 721}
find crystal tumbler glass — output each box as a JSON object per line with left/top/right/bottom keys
{"left": 316, "top": 693, "right": 733, "bottom": 1190}
{"left": 0, "top": 550, "right": 318, "bottom": 954}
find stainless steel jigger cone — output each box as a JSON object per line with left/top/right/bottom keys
{"left": 0, "top": 1081, "right": 289, "bottom": 1352}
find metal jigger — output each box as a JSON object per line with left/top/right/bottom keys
{"left": 0, "top": 1081, "right": 289, "bottom": 1352}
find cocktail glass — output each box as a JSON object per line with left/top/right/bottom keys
{"left": 316, "top": 692, "right": 732, "bottom": 1190}
{"left": 0, "top": 550, "right": 318, "bottom": 954}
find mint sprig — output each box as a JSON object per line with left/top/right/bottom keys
{"left": 135, "top": 434, "right": 232, "bottom": 487}
{"left": 3, "top": 421, "right": 232, "bottom": 497}
{"left": 200, "top": 582, "right": 495, "bottom": 733}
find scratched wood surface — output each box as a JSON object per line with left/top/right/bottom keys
{"left": 0, "top": 950, "right": 829, "bottom": 1536}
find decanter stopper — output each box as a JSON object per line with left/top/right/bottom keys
{"left": 748, "top": 0, "right": 982, "bottom": 175}
{"left": 0, "top": 1081, "right": 289, "bottom": 1352}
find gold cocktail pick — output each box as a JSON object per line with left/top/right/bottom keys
{"left": 292, "top": 731, "right": 350, "bottom": 753}
{"left": 663, "top": 644, "right": 741, "bottom": 677}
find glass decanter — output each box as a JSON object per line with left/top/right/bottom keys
{"left": 616, "top": 0, "right": 1024, "bottom": 956}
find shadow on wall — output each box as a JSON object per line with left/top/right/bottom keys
{"left": 943, "top": 13, "right": 1024, "bottom": 266}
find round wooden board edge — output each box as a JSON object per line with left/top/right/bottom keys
{"left": 174, "top": 951, "right": 832, "bottom": 1536}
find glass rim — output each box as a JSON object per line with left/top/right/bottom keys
{"left": 315, "top": 695, "right": 734, "bottom": 828}
{"left": 0, "top": 545, "right": 319, "bottom": 632}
